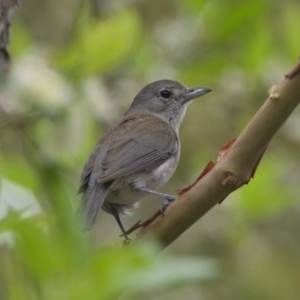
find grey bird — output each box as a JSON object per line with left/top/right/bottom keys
{"left": 78, "top": 79, "right": 211, "bottom": 241}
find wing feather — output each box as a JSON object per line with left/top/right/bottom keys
{"left": 78, "top": 115, "right": 178, "bottom": 191}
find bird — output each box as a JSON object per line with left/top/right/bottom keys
{"left": 78, "top": 79, "right": 211, "bottom": 241}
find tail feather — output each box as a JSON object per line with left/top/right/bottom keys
{"left": 79, "top": 181, "right": 112, "bottom": 230}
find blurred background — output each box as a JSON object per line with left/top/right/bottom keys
{"left": 1, "top": 0, "right": 300, "bottom": 299}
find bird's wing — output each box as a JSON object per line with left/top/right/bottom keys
{"left": 78, "top": 142, "right": 105, "bottom": 194}
{"left": 78, "top": 115, "right": 178, "bottom": 192}
{"left": 99, "top": 115, "right": 178, "bottom": 182}
{"left": 78, "top": 132, "right": 112, "bottom": 229}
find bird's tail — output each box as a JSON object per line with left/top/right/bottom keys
{"left": 78, "top": 181, "right": 112, "bottom": 231}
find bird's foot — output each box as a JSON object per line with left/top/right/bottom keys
{"left": 160, "top": 196, "right": 176, "bottom": 215}
{"left": 123, "top": 236, "right": 132, "bottom": 249}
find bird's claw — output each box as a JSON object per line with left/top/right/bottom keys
{"left": 160, "top": 196, "right": 176, "bottom": 215}
{"left": 123, "top": 237, "right": 132, "bottom": 249}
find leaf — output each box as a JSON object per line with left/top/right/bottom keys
{"left": 127, "top": 257, "right": 218, "bottom": 292}
{"left": 205, "top": 1, "right": 267, "bottom": 41}
{"left": 0, "top": 154, "right": 39, "bottom": 190}
{"left": 53, "top": 9, "right": 141, "bottom": 80}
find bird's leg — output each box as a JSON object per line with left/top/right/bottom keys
{"left": 110, "top": 204, "right": 131, "bottom": 246}
{"left": 136, "top": 186, "right": 176, "bottom": 201}
{"left": 136, "top": 186, "right": 176, "bottom": 214}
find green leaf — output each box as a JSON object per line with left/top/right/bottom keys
{"left": 127, "top": 258, "right": 218, "bottom": 291}
{"left": 9, "top": 20, "right": 32, "bottom": 59}
{"left": 53, "top": 9, "right": 141, "bottom": 80}
{"left": 205, "top": 1, "right": 268, "bottom": 41}
{"left": 0, "top": 154, "right": 38, "bottom": 190}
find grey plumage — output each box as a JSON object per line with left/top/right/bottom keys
{"left": 78, "top": 80, "right": 211, "bottom": 232}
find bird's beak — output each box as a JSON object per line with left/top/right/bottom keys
{"left": 182, "top": 87, "right": 212, "bottom": 104}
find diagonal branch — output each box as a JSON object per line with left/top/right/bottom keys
{"left": 134, "top": 60, "right": 300, "bottom": 249}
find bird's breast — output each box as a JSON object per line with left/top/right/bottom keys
{"left": 125, "top": 149, "right": 180, "bottom": 192}
{"left": 150, "top": 153, "right": 180, "bottom": 188}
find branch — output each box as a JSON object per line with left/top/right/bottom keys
{"left": 134, "top": 60, "right": 300, "bottom": 248}
{"left": 0, "top": 0, "right": 18, "bottom": 71}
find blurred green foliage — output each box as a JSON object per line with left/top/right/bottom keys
{"left": 0, "top": 210, "right": 217, "bottom": 299}
{"left": 53, "top": 9, "right": 141, "bottom": 80}
{"left": 1, "top": 0, "right": 300, "bottom": 299}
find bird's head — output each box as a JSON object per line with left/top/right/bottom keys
{"left": 125, "top": 79, "right": 211, "bottom": 131}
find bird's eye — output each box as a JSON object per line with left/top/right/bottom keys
{"left": 160, "top": 90, "right": 172, "bottom": 99}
